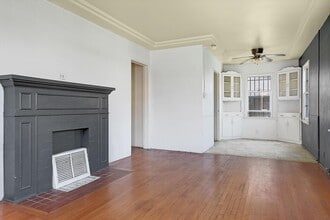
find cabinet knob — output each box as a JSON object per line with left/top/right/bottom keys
{"left": 328, "top": 129, "right": 330, "bottom": 132}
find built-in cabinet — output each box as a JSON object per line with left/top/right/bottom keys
{"left": 276, "top": 67, "right": 301, "bottom": 144}
{"left": 277, "top": 113, "right": 300, "bottom": 143}
{"left": 221, "top": 71, "right": 243, "bottom": 139}
{"left": 278, "top": 68, "right": 300, "bottom": 100}
{"left": 222, "top": 72, "right": 241, "bottom": 101}
{"left": 222, "top": 112, "right": 243, "bottom": 139}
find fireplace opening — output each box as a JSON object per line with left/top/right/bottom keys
{"left": 52, "top": 128, "right": 89, "bottom": 155}
{"left": 51, "top": 128, "right": 100, "bottom": 191}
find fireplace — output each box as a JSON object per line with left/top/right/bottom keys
{"left": 0, "top": 75, "right": 115, "bottom": 202}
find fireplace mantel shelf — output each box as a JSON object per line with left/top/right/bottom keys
{"left": 0, "top": 74, "right": 115, "bottom": 94}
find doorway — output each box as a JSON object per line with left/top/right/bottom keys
{"left": 214, "top": 72, "right": 220, "bottom": 141}
{"left": 131, "top": 62, "right": 148, "bottom": 148}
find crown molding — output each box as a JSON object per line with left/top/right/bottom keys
{"left": 70, "top": 0, "right": 155, "bottom": 47}
{"left": 69, "top": 0, "right": 216, "bottom": 49}
{"left": 154, "top": 35, "right": 216, "bottom": 49}
{"left": 288, "top": 0, "right": 316, "bottom": 57}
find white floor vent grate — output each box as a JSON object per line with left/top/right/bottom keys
{"left": 52, "top": 148, "right": 99, "bottom": 192}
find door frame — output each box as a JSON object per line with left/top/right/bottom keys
{"left": 214, "top": 71, "right": 220, "bottom": 141}
{"left": 131, "top": 60, "right": 149, "bottom": 149}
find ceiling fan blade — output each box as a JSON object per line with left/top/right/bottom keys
{"left": 264, "top": 54, "right": 285, "bottom": 57}
{"left": 239, "top": 58, "right": 252, "bottom": 65}
{"left": 232, "top": 56, "right": 254, "bottom": 60}
{"left": 263, "top": 56, "right": 273, "bottom": 62}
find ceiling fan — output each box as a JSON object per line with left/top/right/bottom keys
{"left": 232, "top": 48, "right": 285, "bottom": 64}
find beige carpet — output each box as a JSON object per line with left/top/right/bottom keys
{"left": 207, "top": 139, "right": 317, "bottom": 163}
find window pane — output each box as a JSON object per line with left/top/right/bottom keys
{"left": 233, "top": 76, "right": 240, "bottom": 98}
{"left": 289, "top": 72, "right": 298, "bottom": 96}
{"left": 302, "top": 61, "right": 310, "bottom": 122}
{"left": 247, "top": 75, "right": 271, "bottom": 117}
{"left": 249, "top": 96, "right": 261, "bottom": 110}
{"left": 263, "top": 96, "right": 270, "bottom": 110}
{"left": 279, "top": 74, "right": 286, "bottom": 97}
{"left": 224, "top": 76, "right": 231, "bottom": 97}
{"left": 305, "top": 94, "right": 309, "bottom": 118}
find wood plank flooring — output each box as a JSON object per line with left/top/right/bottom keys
{"left": 1, "top": 147, "right": 330, "bottom": 219}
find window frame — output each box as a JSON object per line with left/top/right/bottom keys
{"left": 302, "top": 60, "right": 310, "bottom": 124}
{"left": 246, "top": 74, "right": 272, "bottom": 118}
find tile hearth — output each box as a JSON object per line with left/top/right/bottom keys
{"left": 18, "top": 167, "right": 131, "bottom": 213}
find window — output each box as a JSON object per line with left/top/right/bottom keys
{"left": 247, "top": 75, "right": 271, "bottom": 117}
{"left": 302, "top": 60, "right": 309, "bottom": 123}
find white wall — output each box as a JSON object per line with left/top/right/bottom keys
{"left": 202, "top": 48, "right": 222, "bottom": 150}
{"left": 149, "top": 45, "right": 204, "bottom": 152}
{"left": 131, "top": 63, "right": 144, "bottom": 147}
{"left": 223, "top": 59, "right": 299, "bottom": 140}
{"left": 149, "top": 46, "right": 221, "bottom": 153}
{"left": 0, "top": 0, "right": 149, "bottom": 199}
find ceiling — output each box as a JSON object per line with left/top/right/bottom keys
{"left": 49, "top": 0, "right": 330, "bottom": 64}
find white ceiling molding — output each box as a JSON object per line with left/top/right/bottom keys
{"left": 69, "top": 0, "right": 216, "bottom": 50}
{"left": 70, "top": 0, "right": 155, "bottom": 48}
{"left": 154, "top": 35, "right": 216, "bottom": 49}
{"left": 288, "top": 0, "right": 316, "bottom": 58}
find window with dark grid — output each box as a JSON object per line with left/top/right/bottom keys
{"left": 247, "top": 76, "right": 271, "bottom": 117}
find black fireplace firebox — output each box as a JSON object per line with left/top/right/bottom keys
{"left": 0, "top": 75, "right": 115, "bottom": 202}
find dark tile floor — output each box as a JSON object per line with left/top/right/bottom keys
{"left": 18, "top": 167, "right": 131, "bottom": 213}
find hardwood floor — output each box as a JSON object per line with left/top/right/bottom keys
{"left": 1, "top": 147, "right": 330, "bottom": 219}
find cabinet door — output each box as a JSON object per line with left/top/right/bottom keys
{"left": 222, "top": 115, "right": 232, "bottom": 138}
{"left": 278, "top": 114, "right": 300, "bottom": 143}
{"left": 232, "top": 115, "right": 242, "bottom": 137}
{"left": 277, "top": 117, "right": 288, "bottom": 140}
{"left": 286, "top": 116, "right": 300, "bottom": 142}
{"left": 233, "top": 76, "right": 241, "bottom": 98}
{"left": 289, "top": 71, "right": 298, "bottom": 97}
{"left": 223, "top": 76, "right": 231, "bottom": 98}
{"left": 278, "top": 73, "right": 287, "bottom": 97}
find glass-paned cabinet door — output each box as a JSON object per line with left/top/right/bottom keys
{"left": 289, "top": 72, "right": 298, "bottom": 96}
{"left": 278, "top": 68, "right": 300, "bottom": 100}
{"left": 278, "top": 73, "right": 287, "bottom": 97}
{"left": 222, "top": 72, "right": 241, "bottom": 101}
{"left": 233, "top": 76, "right": 240, "bottom": 98}
{"left": 223, "top": 76, "right": 231, "bottom": 98}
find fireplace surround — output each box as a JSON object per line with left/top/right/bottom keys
{"left": 0, "top": 75, "right": 115, "bottom": 202}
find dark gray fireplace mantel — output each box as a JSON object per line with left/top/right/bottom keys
{"left": 0, "top": 75, "right": 115, "bottom": 202}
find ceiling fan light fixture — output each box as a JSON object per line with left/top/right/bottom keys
{"left": 210, "top": 44, "right": 217, "bottom": 50}
{"left": 233, "top": 47, "right": 285, "bottom": 65}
